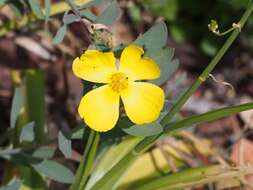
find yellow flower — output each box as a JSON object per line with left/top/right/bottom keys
{"left": 72, "top": 45, "right": 165, "bottom": 132}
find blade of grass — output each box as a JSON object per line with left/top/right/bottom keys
{"left": 4, "top": 69, "right": 47, "bottom": 189}
{"left": 24, "top": 70, "right": 46, "bottom": 144}
{"left": 132, "top": 165, "right": 253, "bottom": 190}
{"left": 20, "top": 70, "right": 47, "bottom": 189}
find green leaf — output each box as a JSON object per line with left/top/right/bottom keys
{"left": 147, "top": 48, "right": 178, "bottom": 85}
{"left": 24, "top": 70, "right": 46, "bottom": 144}
{"left": 44, "top": 0, "right": 51, "bottom": 22}
{"left": 58, "top": 130, "right": 72, "bottom": 158}
{"left": 122, "top": 116, "right": 163, "bottom": 137}
{"left": 18, "top": 166, "right": 46, "bottom": 190}
{"left": 87, "top": 137, "right": 142, "bottom": 190}
{"left": 32, "top": 146, "right": 55, "bottom": 159}
{"left": 0, "top": 178, "right": 21, "bottom": 190}
{"left": 32, "top": 160, "right": 74, "bottom": 184}
{"left": 28, "top": 0, "right": 44, "bottom": 19}
{"left": 14, "top": 70, "right": 47, "bottom": 189}
{"left": 10, "top": 87, "right": 23, "bottom": 128}
{"left": 80, "top": 0, "right": 110, "bottom": 9}
{"left": 19, "top": 122, "right": 35, "bottom": 142}
{"left": 134, "top": 21, "right": 167, "bottom": 50}
{"left": 134, "top": 22, "right": 178, "bottom": 85}
{"left": 95, "top": 1, "right": 121, "bottom": 25}
{"left": 63, "top": 13, "right": 80, "bottom": 25}
{"left": 71, "top": 125, "right": 85, "bottom": 139}
{"left": 123, "top": 121, "right": 163, "bottom": 137}
{"left": 80, "top": 9, "right": 97, "bottom": 22}
{"left": 53, "top": 24, "right": 67, "bottom": 44}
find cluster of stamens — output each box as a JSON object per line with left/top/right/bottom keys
{"left": 109, "top": 72, "right": 128, "bottom": 93}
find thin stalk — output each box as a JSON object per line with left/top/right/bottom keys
{"left": 89, "top": 4, "right": 253, "bottom": 189}
{"left": 69, "top": 130, "right": 100, "bottom": 190}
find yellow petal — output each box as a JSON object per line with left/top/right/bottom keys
{"left": 121, "top": 82, "right": 165, "bottom": 124}
{"left": 119, "top": 45, "right": 160, "bottom": 81}
{"left": 72, "top": 50, "right": 117, "bottom": 83}
{"left": 78, "top": 85, "right": 120, "bottom": 132}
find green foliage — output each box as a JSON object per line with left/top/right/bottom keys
{"left": 10, "top": 87, "right": 22, "bottom": 129}
{"left": 122, "top": 120, "right": 163, "bottom": 137}
{"left": 79, "top": 9, "right": 97, "bottom": 22}
{"left": 44, "top": 0, "right": 51, "bottom": 22}
{"left": 121, "top": 112, "right": 171, "bottom": 137}
{"left": 53, "top": 24, "right": 67, "bottom": 44}
{"left": 63, "top": 13, "right": 80, "bottom": 25}
{"left": 70, "top": 125, "right": 85, "bottom": 139}
{"left": 0, "top": 178, "right": 21, "bottom": 190}
{"left": 134, "top": 21, "right": 178, "bottom": 85}
{"left": 58, "top": 130, "right": 72, "bottom": 158}
{"left": 148, "top": 49, "right": 179, "bottom": 85}
{"left": 27, "top": 0, "right": 44, "bottom": 19}
{"left": 80, "top": 0, "right": 110, "bottom": 9}
{"left": 95, "top": 1, "right": 121, "bottom": 25}
{"left": 24, "top": 70, "right": 46, "bottom": 144}
{"left": 19, "top": 122, "right": 35, "bottom": 143}
{"left": 86, "top": 137, "right": 142, "bottom": 189}
{"left": 134, "top": 21, "right": 167, "bottom": 50}
{"left": 32, "top": 160, "right": 74, "bottom": 183}
{"left": 32, "top": 146, "right": 55, "bottom": 159}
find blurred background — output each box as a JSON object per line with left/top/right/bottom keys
{"left": 0, "top": 0, "right": 253, "bottom": 189}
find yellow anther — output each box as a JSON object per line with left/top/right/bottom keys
{"left": 110, "top": 72, "right": 128, "bottom": 93}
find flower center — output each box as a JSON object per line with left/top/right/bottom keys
{"left": 109, "top": 72, "right": 128, "bottom": 93}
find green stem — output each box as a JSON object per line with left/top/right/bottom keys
{"left": 89, "top": 4, "right": 253, "bottom": 189}
{"left": 69, "top": 130, "right": 100, "bottom": 190}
